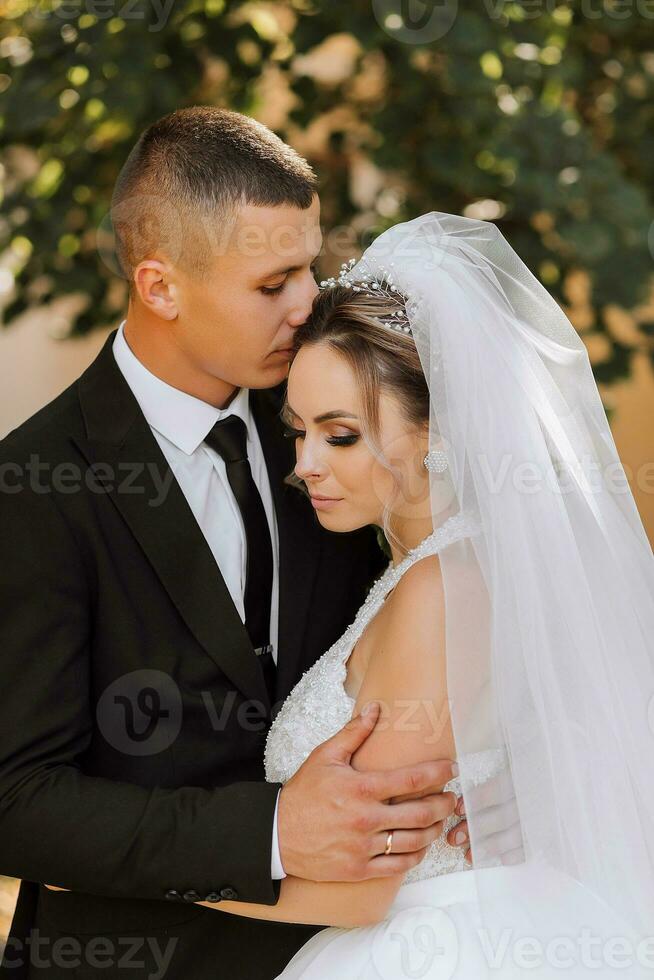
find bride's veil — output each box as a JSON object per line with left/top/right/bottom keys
{"left": 349, "top": 213, "right": 654, "bottom": 975}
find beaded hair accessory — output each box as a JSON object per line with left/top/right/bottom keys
{"left": 320, "top": 257, "right": 445, "bottom": 473}
{"left": 319, "top": 257, "right": 416, "bottom": 336}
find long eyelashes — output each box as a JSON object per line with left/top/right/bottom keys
{"left": 329, "top": 435, "right": 359, "bottom": 446}
{"left": 282, "top": 427, "right": 359, "bottom": 447}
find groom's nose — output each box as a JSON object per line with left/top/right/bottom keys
{"left": 286, "top": 276, "right": 320, "bottom": 328}
{"left": 287, "top": 308, "right": 311, "bottom": 330}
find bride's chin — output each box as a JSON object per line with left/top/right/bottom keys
{"left": 315, "top": 512, "right": 369, "bottom": 535}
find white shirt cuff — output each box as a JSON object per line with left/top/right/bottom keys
{"left": 271, "top": 788, "right": 287, "bottom": 880}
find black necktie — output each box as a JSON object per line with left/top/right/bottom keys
{"left": 204, "top": 415, "right": 275, "bottom": 705}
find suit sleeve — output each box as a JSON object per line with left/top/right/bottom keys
{"left": 0, "top": 474, "right": 282, "bottom": 905}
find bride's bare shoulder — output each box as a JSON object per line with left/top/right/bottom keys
{"left": 385, "top": 553, "right": 445, "bottom": 629}
{"left": 351, "top": 550, "right": 453, "bottom": 762}
{"left": 351, "top": 553, "right": 446, "bottom": 691}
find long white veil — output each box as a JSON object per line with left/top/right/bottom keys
{"left": 351, "top": 213, "right": 654, "bottom": 976}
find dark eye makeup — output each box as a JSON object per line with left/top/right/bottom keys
{"left": 282, "top": 426, "right": 359, "bottom": 447}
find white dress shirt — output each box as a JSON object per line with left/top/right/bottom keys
{"left": 113, "top": 321, "right": 286, "bottom": 880}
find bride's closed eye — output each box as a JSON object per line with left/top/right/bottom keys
{"left": 283, "top": 426, "right": 360, "bottom": 447}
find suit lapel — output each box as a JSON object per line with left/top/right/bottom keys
{"left": 74, "top": 332, "right": 272, "bottom": 713}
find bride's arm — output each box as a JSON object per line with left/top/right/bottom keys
{"left": 199, "top": 872, "right": 399, "bottom": 927}
{"left": 201, "top": 554, "right": 458, "bottom": 927}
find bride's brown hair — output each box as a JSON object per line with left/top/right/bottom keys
{"left": 281, "top": 284, "right": 430, "bottom": 558}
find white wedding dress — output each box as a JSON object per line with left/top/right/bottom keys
{"left": 264, "top": 513, "right": 649, "bottom": 979}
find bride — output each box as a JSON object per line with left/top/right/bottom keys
{"left": 202, "top": 212, "right": 654, "bottom": 977}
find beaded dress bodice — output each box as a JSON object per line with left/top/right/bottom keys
{"left": 264, "top": 511, "right": 508, "bottom": 884}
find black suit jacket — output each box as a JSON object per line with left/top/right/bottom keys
{"left": 0, "top": 331, "right": 386, "bottom": 979}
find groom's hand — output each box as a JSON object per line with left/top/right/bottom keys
{"left": 277, "top": 701, "right": 457, "bottom": 882}
{"left": 446, "top": 763, "right": 523, "bottom": 866}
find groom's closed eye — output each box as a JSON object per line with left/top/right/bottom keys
{"left": 260, "top": 264, "right": 319, "bottom": 296}
{"left": 260, "top": 282, "right": 288, "bottom": 296}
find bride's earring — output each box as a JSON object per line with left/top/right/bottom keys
{"left": 423, "top": 450, "right": 448, "bottom": 473}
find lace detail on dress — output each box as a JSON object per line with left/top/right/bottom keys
{"left": 264, "top": 511, "right": 508, "bottom": 883}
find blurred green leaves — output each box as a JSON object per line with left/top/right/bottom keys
{"left": 0, "top": 0, "right": 653, "bottom": 386}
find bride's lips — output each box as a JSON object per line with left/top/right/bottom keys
{"left": 271, "top": 347, "right": 294, "bottom": 359}
{"left": 310, "top": 494, "right": 343, "bottom": 511}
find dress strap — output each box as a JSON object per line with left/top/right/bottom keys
{"left": 390, "top": 510, "right": 481, "bottom": 578}
{"left": 354, "top": 511, "right": 481, "bottom": 630}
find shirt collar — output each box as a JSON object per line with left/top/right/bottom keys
{"left": 112, "top": 320, "right": 252, "bottom": 456}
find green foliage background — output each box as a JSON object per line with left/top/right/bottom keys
{"left": 2, "top": 0, "right": 654, "bottom": 386}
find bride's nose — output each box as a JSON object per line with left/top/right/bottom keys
{"left": 294, "top": 441, "right": 327, "bottom": 481}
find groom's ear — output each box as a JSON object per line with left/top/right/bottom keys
{"left": 133, "top": 258, "right": 178, "bottom": 321}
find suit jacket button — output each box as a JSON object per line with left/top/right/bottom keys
{"left": 219, "top": 887, "right": 238, "bottom": 900}
{"left": 182, "top": 890, "right": 201, "bottom": 903}
{"left": 164, "top": 889, "right": 180, "bottom": 901}
{"left": 204, "top": 891, "right": 221, "bottom": 902}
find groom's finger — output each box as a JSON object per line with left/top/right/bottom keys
{"left": 374, "top": 790, "right": 457, "bottom": 832}
{"left": 321, "top": 700, "right": 381, "bottom": 765}
{"left": 363, "top": 847, "right": 432, "bottom": 879}
{"left": 370, "top": 826, "right": 442, "bottom": 857}
{"left": 447, "top": 797, "right": 519, "bottom": 847}
{"left": 465, "top": 765, "right": 515, "bottom": 811}
{"left": 465, "top": 821, "right": 524, "bottom": 864}
{"left": 363, "top": 761, "right": 457, "bottom": 804}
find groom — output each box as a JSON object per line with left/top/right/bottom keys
{"left": 0, "top": 107, "right": 457, "bottom": 979}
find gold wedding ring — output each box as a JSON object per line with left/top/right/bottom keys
{"left": 384, "top": 831, "right": 394, "bottom": 855}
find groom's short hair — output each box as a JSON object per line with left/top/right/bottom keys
{"left": 110, "top": 106, "right": 317, "bottom": 289}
